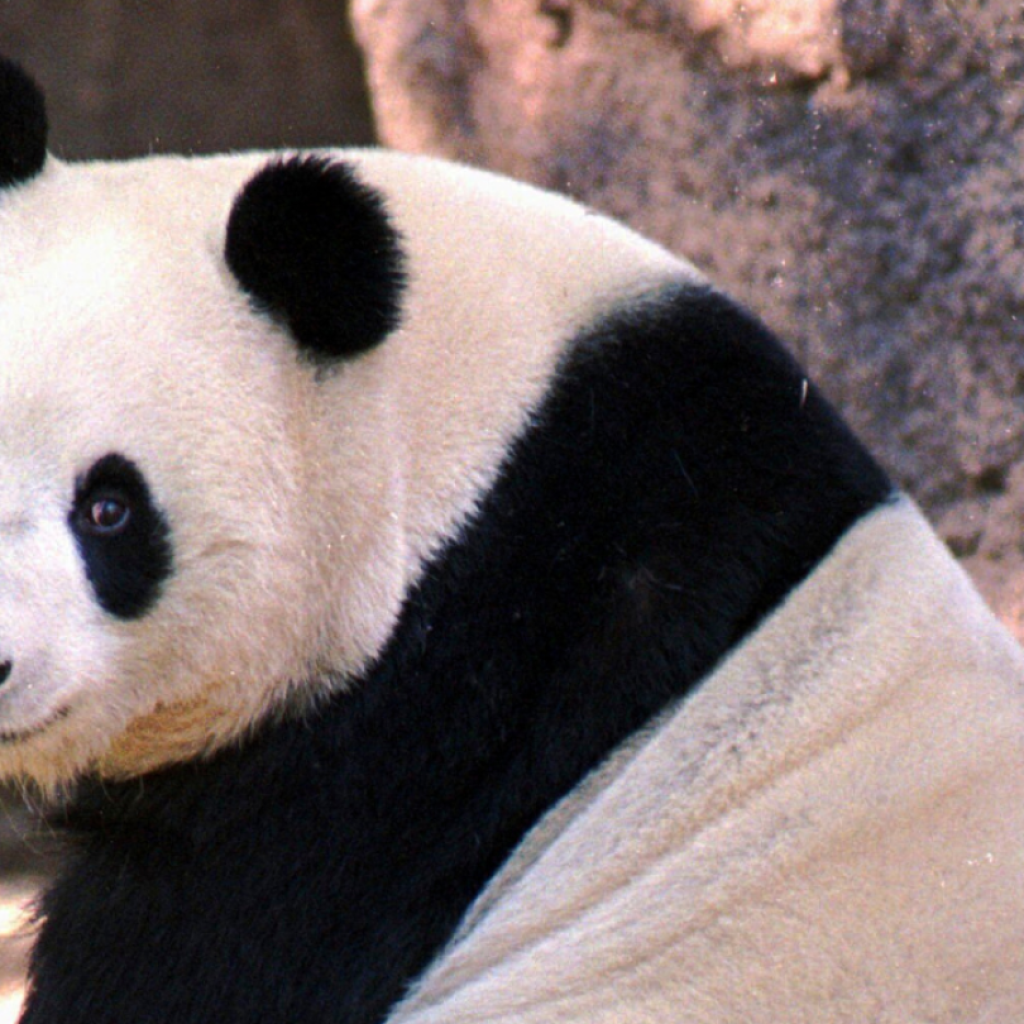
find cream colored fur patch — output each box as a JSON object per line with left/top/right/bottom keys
{"left": 387, "top": 498, "right": 1024, "bottom": 1024}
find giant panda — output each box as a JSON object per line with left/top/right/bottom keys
{"left": 2, "top": 55, "right": 1024, "bottom": 1024}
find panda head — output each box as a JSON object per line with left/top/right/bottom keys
{"left": 0, "top": 59, "right": 684, "bottom": 790}
{"left": 0, "top": 58, "right": 415, "bottom": 789}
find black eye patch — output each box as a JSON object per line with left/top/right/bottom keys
{"left": 70, "top": 453, "right": 173, "bottom": 620}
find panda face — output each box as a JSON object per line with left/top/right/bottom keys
{"left": 0, "top": 79, "right": 687, "bottom": 788}
{"left": 0, "top": 158, "right": 331, "bottom": 787}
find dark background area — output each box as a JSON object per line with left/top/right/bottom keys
{"left": 0, "top": 0, "right": 375, "bottom": 159}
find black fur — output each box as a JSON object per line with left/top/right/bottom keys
{"left": 0, "top": 57, "right": 47, "bottom": 188}
{"left": 225, "top": 156, "right": 406, "bottom": 364}
{"left": 69, "top": 453, "right": 173, "bottom": 620}
{"left": 25, "top": 286, "right": 891, "bottom": 1024}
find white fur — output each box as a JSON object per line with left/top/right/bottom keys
{"left": 0, "top": 149, "right": 691, "bottom": 787}
{"left": 386, "top": 498, "right": 1024, "bottom": 1023}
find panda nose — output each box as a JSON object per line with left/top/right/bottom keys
{"left": 0, "top": 661, "right": 10, "bottom": 687}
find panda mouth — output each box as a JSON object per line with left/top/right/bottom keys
{"left": 0, "top": 705, "right": 72, "bottom": 745}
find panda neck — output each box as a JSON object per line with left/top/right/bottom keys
{"left": 56, "top": 284, "right": 891, "bottom": 1024}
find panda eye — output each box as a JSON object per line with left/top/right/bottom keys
{"left": 79, "top": 494, "right": 131, "bottom": 536}
{"left": 70, "top": 453, "right": 173, "bottom": 620}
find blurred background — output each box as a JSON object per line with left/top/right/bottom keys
{"left": 0, "top": 0, "right": 374, "bottom": 159}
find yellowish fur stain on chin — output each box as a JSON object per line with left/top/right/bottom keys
{"left": 96, "top": 693, "right": 243, "bottom": 778}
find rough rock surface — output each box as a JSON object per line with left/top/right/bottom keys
{"left": 353, "top": 0, "right": 1024, "bottom": 638}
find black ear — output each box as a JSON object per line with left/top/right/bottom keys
{"left": 0, "top": 57, "right": 48, "bottom": 188}
{"left": 225, "top": 155, "right": 406, "bottom": 364}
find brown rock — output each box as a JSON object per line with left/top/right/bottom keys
{"left": 353, "top": 0, "right": 1024, "bottom": 638}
